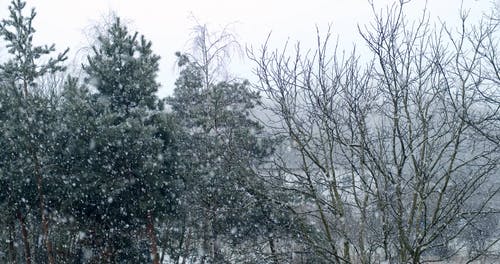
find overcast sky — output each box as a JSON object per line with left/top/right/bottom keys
{"left": 0, "top": 0, "right": 496, "bottom": 97}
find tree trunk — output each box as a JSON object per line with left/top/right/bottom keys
{"left": 17, "top": 210, "right": 31, "bottom": 264}
{"left": 181, "top": 227, "right": 192, "bottom": 264}
{"left": 160, "top": 246, "right": 166, "bottom": 264}
{"left": 8, "top": 219, "right": 17, "bottom": 263}
{"left": 212, "top": 232, "right": 220, "bottom": 263}
{"left": 343, "top": 241, "right": 350, "bottom": 263}
{"left": 201, "top": 210, "right": 211, "bottom": 264}
{"left": 147, "top": 210, "right": 160, "bottom": 264}
{"left": 21, "top": 77, "right": 55, "bottom": 264}
{"left": 34, "top": 153, "right": 55, "bottom": 264}
{"left": 268, "top": 235, "right": 279, "bottom": 264}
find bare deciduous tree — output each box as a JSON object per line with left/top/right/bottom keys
{"left": 249, "top": 1, "right": 500, "bottom": 263}
{"left": 185, "top": 18, "right": 242, "bottom": 89}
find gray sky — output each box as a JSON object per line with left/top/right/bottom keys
{"left": 0, "top": 0, "right": 496, "bottom": 97}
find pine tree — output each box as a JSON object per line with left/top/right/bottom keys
{"left": 84, "top": 17, "right": 160, "bottom": 112}
{"left": 74, "top": 17, "right": 172, "bottom": 263}
{"left": 0, "top": 1, "right": 67, "bottom": 263}
{"left": 168, "top": 53, "right": 284, "bottom": 262}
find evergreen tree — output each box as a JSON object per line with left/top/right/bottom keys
{"left": 168, "top": 53, "right": 288, "bottom": 263}
{"left": 0, "top": 1, "right": 67, "bottom": 263}
{"left": 84, "top": 17, "right": 160, "bottom": 112}
{"left": 69, "top": 17, "right": 173, "bottom": 263}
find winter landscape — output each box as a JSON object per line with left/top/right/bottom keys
{"left": 0, "top": 0, "right": 499, "bottom": 263}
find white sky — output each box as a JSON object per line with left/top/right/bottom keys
{"left": 0, "top": 0, "right": 496, "bottom": 97}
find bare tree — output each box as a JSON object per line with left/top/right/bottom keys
{"left": 249, "top": 1, "right": 500, "bottom": 263}
{"left": 185, "top": 18, "right": 242, "bottom": 89}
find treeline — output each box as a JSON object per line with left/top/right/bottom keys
{"left": 0, "top": 0, "right": 499, "bottom": 263}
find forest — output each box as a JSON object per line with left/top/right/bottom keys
{"left": 0, "top": 0, "right": 499, "bottom": 263}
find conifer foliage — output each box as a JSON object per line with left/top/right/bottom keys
{"left": 73, "top": 17, "right": 169, "bottom": 263}
{"left": 0, "top": 1, "right": 67, "bottom": 263}
{"left": 84, "top": 17, "right": 160, "bottom": 112}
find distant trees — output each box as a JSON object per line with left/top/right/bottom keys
{"left": 250, "top": 1, "right": 500, "bottom": 263}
